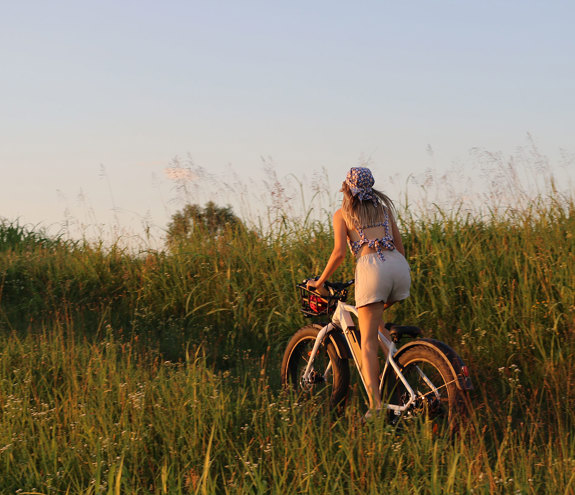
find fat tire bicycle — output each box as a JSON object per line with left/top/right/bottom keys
{"left": 281, "top": 279, "right": 473, "bottom": 432}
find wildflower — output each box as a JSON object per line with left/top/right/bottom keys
{"left": 165, "top": 168, "right": 197, "bottom": 181}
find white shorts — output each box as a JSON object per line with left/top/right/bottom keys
{"left": 354, "top": 251, "right": 411, "bottom": 308}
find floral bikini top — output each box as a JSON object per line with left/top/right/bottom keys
{"left": 347, "top": 209, "right": 395, "bottom": 262}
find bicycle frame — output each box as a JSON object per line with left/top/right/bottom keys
{"left": 301, "top": 300, "right": 441, "bottom": 412}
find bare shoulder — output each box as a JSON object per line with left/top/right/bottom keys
{"left": 333, "top": 209, "right": 347, "bottom": 228}
{"left": 333, "top": 209, "right": 348, "bottom": 234}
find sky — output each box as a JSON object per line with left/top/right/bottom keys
{"left": 1, "top": 1, "right": 574, "bottom": 245}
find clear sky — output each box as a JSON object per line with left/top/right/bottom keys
{"left": 2, "top": 1, "right": 574, "bottom": 244}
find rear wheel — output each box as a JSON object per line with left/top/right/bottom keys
{"left": 281, "top": 325, "right": 350, "bottom": 410}
{"left": 390, "top": 345, "right": 464, "bottom": 433}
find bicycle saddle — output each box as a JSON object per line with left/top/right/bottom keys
{"left": 385, "top": 322, "right": 422, "bottom": 342}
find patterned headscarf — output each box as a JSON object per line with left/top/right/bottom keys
{"left": 345, "top": 167, "right": 377, "bottom": 204}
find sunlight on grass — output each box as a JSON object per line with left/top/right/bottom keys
{"left": 0, "top": 159, "right": 573, "bottom": 492}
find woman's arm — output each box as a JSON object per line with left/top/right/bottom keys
{"left": 390, "top": 215, "right": 406, "bottom": 257}
{"left": 307, "top": 209, "right": 348, "bottom": 294}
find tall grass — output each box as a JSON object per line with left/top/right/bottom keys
{"left": 0, "top": 178, "right": 574, "bottom": 492}
{"left": 0, "top": 325, "right": 573, "bottom": 493}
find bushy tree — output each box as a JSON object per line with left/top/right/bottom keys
{"left": 166, "top": 201, "right": 243, "bottom": 248}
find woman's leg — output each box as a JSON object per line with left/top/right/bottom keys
{"left": 377, "top": 301, "right": 396, "bottom": 358}
{"left": 357, "top": 301, "right": 385, "bottom": 410}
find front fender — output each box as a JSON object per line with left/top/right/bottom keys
{"left": 308, "top": 323, "right": 351, "bottom": 360}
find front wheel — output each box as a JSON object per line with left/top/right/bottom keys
{"left": 281, "top": 325, "right": 350, "bottom": 410}
{"left": 390, "top": 345, "right": 466, "bottom": 433}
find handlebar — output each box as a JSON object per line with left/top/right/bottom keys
{"left": 297, "top": 279, "right": 354, "bottom": 317}
{"left": 324, "top": 279, "right": 355, "bottom": 292}
{"left": 297, "top": 278, "right": 354, "bottom": 317}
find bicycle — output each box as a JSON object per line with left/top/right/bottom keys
{"left": 281, "top": 279, "right": 473, "bottom": 431}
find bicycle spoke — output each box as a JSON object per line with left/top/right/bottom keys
{"left": 415, "top": 378, "right": 458, "bottom": 399}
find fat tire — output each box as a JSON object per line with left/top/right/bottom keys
{"left": 281, "top": 325, "right": 350, "bottom": 410}
{"left": 392, "top": 345, "right": 465, "bottom": 433}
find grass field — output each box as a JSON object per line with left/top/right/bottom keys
{"left": 0, "top": 188, "right": 574, "bottom": 493}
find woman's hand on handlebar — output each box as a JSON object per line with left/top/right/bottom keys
{"left": 306, "top": 279, "right": 329, "bottom": 297}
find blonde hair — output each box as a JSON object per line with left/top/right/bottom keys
{"left": 340, "top": 181, "right": 396, "bottom": 230}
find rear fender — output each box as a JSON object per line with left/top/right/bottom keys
{"left": 394, "top": 338, "right": 473, "bottom": 391}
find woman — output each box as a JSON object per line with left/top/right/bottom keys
{"left": 307, "top": 167, "right": 411, "bottom": 415}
